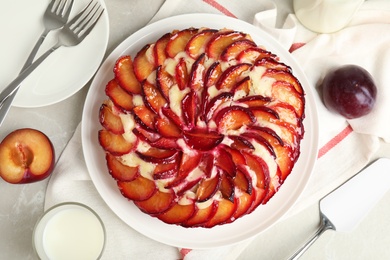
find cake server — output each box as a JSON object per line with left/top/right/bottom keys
{"left": 290, "top": 157, "right": 390, "bottom": 259}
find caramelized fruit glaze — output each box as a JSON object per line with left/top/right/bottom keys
{"left": 98, "top": 28, "right": 305, "bottom": 228}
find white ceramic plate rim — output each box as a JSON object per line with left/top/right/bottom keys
{"left": 82, "top": 13, "right": 319, "bottom": 249}
{"left": 0, "top": 0, "right": 109, "bottom": 108}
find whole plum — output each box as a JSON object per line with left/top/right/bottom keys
{"left": 322, "top": 64, "right": 377, "bottom": 119}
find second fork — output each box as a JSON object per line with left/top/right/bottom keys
{"left": 0, "top": 0, "right": 103, "bottom": 119}
{"left": 0, "top": 0, "right": 74, "bottom": 127}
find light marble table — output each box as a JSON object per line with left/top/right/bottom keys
{"left": 1, "top": 0, "right": 390, "bottom": 259}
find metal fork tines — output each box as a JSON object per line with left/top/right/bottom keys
{"left": 23, "top": 0, "right": 74, "bottom": 71}
{"left": 60, "top": 1, "right": 104, "bottom": 46}
{"left": 0, "top": 0, "right": 104, "bottom": 110}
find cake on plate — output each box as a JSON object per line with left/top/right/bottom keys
{"left": 98, "top": 27, "right": 305, "bottom": 228}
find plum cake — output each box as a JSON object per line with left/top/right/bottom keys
{"left": 98, "top": 28, "right": 305, "bottom": 228}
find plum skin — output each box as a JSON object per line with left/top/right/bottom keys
{"left": 322, "top": 65, "right": 377, "bottom": 119}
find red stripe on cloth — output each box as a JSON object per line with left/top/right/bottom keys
{"left": 289, "top": 42, "right": 306, "bottom": 53}
{"left": 203, "top": 0, "right": 237, "bottom": 18}
{"left": 317, "top": 125, "right": 353, "bottom": 159}
{"left": 180, "top": 248, "right": 192, "bottom": 259}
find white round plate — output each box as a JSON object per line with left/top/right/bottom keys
{"left": 0, "top": 0, "right": 109, "bottom": 108}
{"left": 82, "top": 14, "right": 319, "bottom": 249}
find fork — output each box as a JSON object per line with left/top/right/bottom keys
{"left": 0, "top": 0, "right": 74, "bottom": 126}
{"left": 0, "top": 0, "right": 104, "bottom": 110}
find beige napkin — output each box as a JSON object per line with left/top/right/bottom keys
{"left": 45, "top": 0, "right": 390, "bottom": 259}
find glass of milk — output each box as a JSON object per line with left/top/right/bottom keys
{"left": 33, "top": 202, "right": 106, "bottom": 260}
{"left": 293, "top": 0, "right": 365, "bottom": 33}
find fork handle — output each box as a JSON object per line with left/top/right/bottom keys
{"left": 21, "top": 29, "right": 50, "bottom": 72}
{"left": 0, "top": 29, "right": 51, "bottom": 127}
{"left": 288, "top": 214, "right": 334, "bottom": 260}
{"left": 0, "top": 45, "right": 59, "bottom": 107}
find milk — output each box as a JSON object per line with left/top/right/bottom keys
{"left": 33, "top": 203, "right": 105, "bottom": 260}
{"left": 293, "top": 0, "right": 364, "bottom": 33}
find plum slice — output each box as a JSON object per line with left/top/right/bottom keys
{"left": 185, "top": 29, "right": 218, "bottom": 59}
{"left": 133, "top": 44, "right": 155, "bottom": 82}
{"left": 142, "top": 81, "right": 168, "bottom": 114}
{"left": 118, "top": 176, "right": 157, "bottom": 201}
{"left": 98, "top": 129, "right": 134, "bottom": 156}
{"left": 157, "top": 203, "right": 196, "bottom": 225}
{"left": 105, "top": 79, "right": 134, "bottom": 112}
{"left": 215, "top": 106, "right": 255, "bottom": 132}
{"left": 183, "top": 201, "right": 218, "bottom": 227}
{"left": 216, "top": 63, "right": 252, "bottom": 91}
{"left": 204, "top": 199, "right": 237, "bottom": 228}
{"left": 220, "top": 39, "right": 257, "bottom": 61}
{"left": 113, "top": 55, "right": 142, "bottom": 94}
{"left": 136, "top": 147, "right": 178, "bottom": 164}
{"left": 135, "top": 190, "right": 176, "bottom": 214}
{"left": 99, "top": 104, "right": 124, "bottom": 135}
{"left": 154, "top": 33, "right": 171, "bottom": 66}
{"left": 166, "top": 28, "right": 198, "bottom": 58}
{"left": 196, "top": 174, "right": 221, "bottom": 202}
{"left": 206, "top": 31, "right": 248, "bottom": 59}
{"left": 237, "top": 47, "right": 276, "bottom": 64}
{"left": 183, "top": 129, "right": 224, "bottom": 151}
{"left": 106, "top": 153, "right": 139, "bottom": 182}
